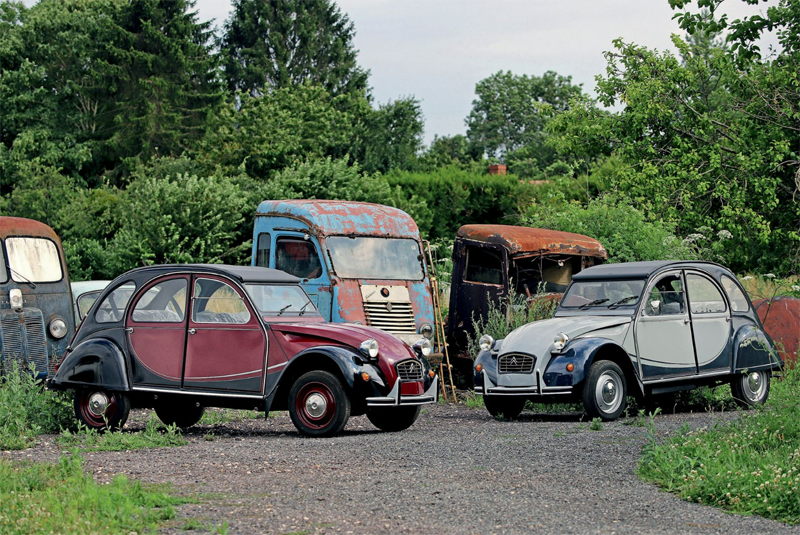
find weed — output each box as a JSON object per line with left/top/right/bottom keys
{"left": 590, "top": 417, "right": 603, "bottom": 431}
{"left": 462, "top": 391, "right": 485, "bottom": 409}
{"left": 58, "top": 416, "right": 187, "bottom": 451}
{"left": 182, "top": 518, "right": 204, "bottom": 530}
{"left": 200, "top": 409, "right": 260, "bottom": 425}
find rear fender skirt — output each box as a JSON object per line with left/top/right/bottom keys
{"left": 49, "top": 338, "right": 130, "bottom": 391}
{"left": 732, "top": 324, "right": 783, "bottom": 372}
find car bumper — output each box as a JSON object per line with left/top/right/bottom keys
{"left": 365, "top": 375, "right": 438, "bottom": 406}
{"left": 475, "top": 370, "right": 572, "bottom": 397}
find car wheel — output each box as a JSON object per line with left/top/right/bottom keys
{"left": 155, "top": 400, "right": 206, "bottom": 430}
{"left": 289, "top": 370, "right": 351, "bottom": 437}
{"left": 483, "top": 395, "right": 526, "bottom": 420}
{"left": 74, "top": 389, "right": 131, "bottom": 431}
{"left": 582, "top": 360, "right": 627, "bottom": 421}
{"left": 731, "top": 370, "right": 770, "bottom": 408}
{"left": 366, "top": 406, "right": 421, "bottom": 432}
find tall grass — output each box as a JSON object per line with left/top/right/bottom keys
{"left": 638, "top": 365, "right": 800, "bottom": 524}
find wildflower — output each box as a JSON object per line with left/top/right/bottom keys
{"left": 717, "top": 230, "right": 733, "bottom": 239}
{"left": 764, "top": 273, "right": 776, "bottom": 279}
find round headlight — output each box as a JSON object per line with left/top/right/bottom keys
{"left": 49, "top": 317, "right": 68, "bottom": 339}
{"left": 413, "top": 338, "right": 432, "bottom": 357}
{"left": 479, "top": 334, "right": 494, "bottom": 352}
{"left": 419, "top": 323, "right": 434, "bottom": 340}
{"left": 359, "top": 339, "right": 379, "bottom": 358}
{"left": 553, "top": 332, "right": 570, "bottom": 351}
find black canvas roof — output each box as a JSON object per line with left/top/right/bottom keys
{"left": 121, "top": 264, "right": 300, "bottom": 284}
{"left": 572, "top": 261, "right": 728, "bottom": 281}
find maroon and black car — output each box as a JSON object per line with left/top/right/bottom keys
{"left": 49, "top": 265, "right": 438, "bottom": 436}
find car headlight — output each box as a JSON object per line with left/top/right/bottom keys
{"left": 419, "top": 323, "right": 434, "bottom": 340}
{"left": 413, "top": 338, "right": 432, "bottom": 357}
{"left": 49, "top": 317, "right": 68, "bottom": 339}
{"left": 359, "top": 339, "right": 379, "bottom": 359}
{"left": 479, "top": 334, "right": 494, "bottom": 351}
{"left": 553, "top": 332, "right": 570, "bottom": 351}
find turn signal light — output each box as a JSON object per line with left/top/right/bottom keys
{"left": 476, "top": 364, "right": 483, "bottom": 372}
{"left": 428, "top": 370, "right": 435, "bottom": 378}
{"left": 361, "top": 372, "right": 370, "bottom": 382}
{"left": 566, "top": 363, "right": 575, "bottom": 372}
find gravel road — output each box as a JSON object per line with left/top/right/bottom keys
{"left": 6, "top": 403, "right": 800, "bottom": 535}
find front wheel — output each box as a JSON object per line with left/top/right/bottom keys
{"left": 74, "top": 389, "right": 131, "bottom": 431}
{"left": 484, "top": 395, "right": 526, "bottom": 420}
{"left": 367, "top": 406, "right": 421, "bottom": 432}
{"left": 289, "top": 370, "right": 351, "bottom": 437}
{"left": 155, "top": 399, "right": 205, "bottom": 429}
{"left": 582, "top": 360, "right": 627, "bottom": 421}
{"left": 731, "top": 370, "right": 771, "bottom": 408}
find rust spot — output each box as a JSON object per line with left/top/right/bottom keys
{"left": 456, "top": 224, "right": 607, "bottom": 259}
{"left": 754, "top": 296, "right": 799, "bottom": 366}
{"left": 0, "top": 216, "right": 60, "bottom": 241}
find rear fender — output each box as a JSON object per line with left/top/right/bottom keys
{"left": 732, "top": 324, "right": 782, "bottom": 372}
{"left": 50, "top": 338, "right": 130, "bottom": 391}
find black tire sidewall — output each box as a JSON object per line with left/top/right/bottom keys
{"left": 155, "top": 399, "right": 206, "bottom": 429}
{"left": 74, "top": 389, "right": 131, "bottom": 431}
{"left": 731, "top": 371, "right": 771, "bottom": 408}
{"left": 484, "top": 395, "right": 526, "bottom": 419}
{"left": 582, "top": 360, "right": 627, "bottom": 421}
{"left": 366, "top": 405, "right": 421, "bottom": 432}
{"left": 289, "top": 370, "right": 351, "bottom": 437}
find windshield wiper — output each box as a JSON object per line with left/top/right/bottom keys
{"left": 298, "top": 301, "right": 312, "bottom": 316}
{"left": 8, "top": 267, "right": 36, "bottom": 289}
{"left": 579, "top": 298, "right": 608, "bottom": 310}
{"left": 608, "top": 295, "right": 639, "bottom": 309}
{"left": 277, "top": 304, "right": 293, "bottom": 316}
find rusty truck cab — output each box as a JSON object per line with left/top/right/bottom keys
{"left": 0, "top": 216, "right": 74, "bottom": 377}
{"left": 446, "top": 224, "right": 607, "bottom": 351}
{"left": 252, "top": 200, "right": 435, "bottom": 345}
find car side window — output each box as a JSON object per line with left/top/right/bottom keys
{"left": 77, "top": 291, "right": 102, "bottom": 321}
{"left": 131, "top": 278, "right": 187, "bottom": 323}
{"left": 721, "top": 275, "right": 749, "bottom": 312}
{"left": 95, "top": 282, "right": 136, "bottom": 323}
{"left": 255, "top": 232, "right": 271, "bottom": 268}
{"left": 192, "top": 278, "right": 251, "bottom": 324}
{"left": 275, "top": 238, "right": 322, "bottom": 279}
{"left": 645, "top": 274, "right": 686, "bottom": 316}
{"left": 464, "top": 246, "right": 502, "bottom": 285}
{"left": 686, "top": 274, "right": 727, "bottom": 314}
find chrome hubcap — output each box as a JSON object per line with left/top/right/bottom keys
{"left": 602, "top": 380, "right": 617, "bottom": 404}
{"left": 88, "top": 392, "right": 109, "bottom": 417}
{"left": 743, "top": 372, "right": 766, "bottom": 400}
{"left": 596, "top": 371, "right": 623, "bottom": 414}
{"left": 305, "top": 393, "right": 327, "bottom": 418}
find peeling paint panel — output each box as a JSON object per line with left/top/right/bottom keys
{"left": 457, "top": 224, "right": 607, "bottom": 259}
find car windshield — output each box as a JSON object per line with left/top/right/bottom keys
{"left": 561, "top": 279, "right": 646, "bottom": 309}
{"left": 244, "top": 284, "right": 318, "bottom": 316}
{"left": 5, "top": 237, "right": 63, "bottom": 283}
{"left": 326, "top": 236, "right": 424, "bottom": 280}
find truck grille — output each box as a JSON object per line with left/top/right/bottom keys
{"left": 363, "top": 301, "right": 416, "bottom": 334}
{"left": 0, "top": 309, "right": 49, "bottom": 374}
{"left": 396, "top": 359, "right": 424, "bottom": 381}
{"left": 498, "top": 353, "right": 535, "bottom": 374}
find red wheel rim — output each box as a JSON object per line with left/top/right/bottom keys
{"left": 78, "top": 390, "right": 117, "bottom": 429}
{"left": 295, "top": 381, "right": 336, "bottom": 430}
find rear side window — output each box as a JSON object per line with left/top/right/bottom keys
{"left": 464, "top": 246, "right": 502, "bottom": 285}
{"left": 0, "top": 241, "right": 7, "bottom": 283}
{"left": 96, "top": 282, "right": 136, "bottom": 323}
{"left": 255, "top": 233, "right": 271, "bottom": 267}
{"left": 686, "top": 274, "right": 727, "bottom": 314}
{"left": 5, "top": 237, "right": 63, "bottom": 283}
{"left": 721, "top": 275, "right": 749, "bottom": 312}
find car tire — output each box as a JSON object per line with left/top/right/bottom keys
{"left": 366, "top": 406, "right": 421, "bottom": 432}
{"left": 155, "top": 400, "right": 206, "bottom": 430}
{"left": 730, "top": 370, "right": 770, "bottom": 408}
{"left": 483, "top": 395, "right": 526, "bottom": 420}
{"left": 289, "top": 370, "right": 351, "bottom": 437}
{"left": 582, "top": 360, "right": 627, "bottom": 421}
{"left": 74, "top": 389, "right": 131, "bottom": 431}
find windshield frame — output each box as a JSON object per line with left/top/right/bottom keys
{"left": 4, "top": 236, "right": 64, "bottom": 284}
{"left": 325, "top": 236, "right": 426, "bottom": 281}
{"left": 244, "top": 283, "right": 320, "bottom": 317}
{"left": 560, "top": 278, "right": 647, "bottom": 310}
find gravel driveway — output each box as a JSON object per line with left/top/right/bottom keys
{"left": 6, "top": 403, "right": 800, "bottom": 535}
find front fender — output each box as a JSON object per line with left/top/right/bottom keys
{"left": 49, "top": 338, "right": 130, "bottom": 391}
{"left": 546, "top": 338, "right": 643, "bottom": 396}
{"left": 732, "top": 324, "right": 782, "bottom": 372}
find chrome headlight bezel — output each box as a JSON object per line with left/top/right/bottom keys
{"left": 359, "top": 339, "right": 379, "bottom": 359}
{"left": 49, "top": 317, "right": 68, "bottom": 339}
{"left": 479, "top": 334, "right": 495, "bottom": 352}
{"left": 552, "top": 332, "right": 570, "bottom": 352}
{"left": 413, "top": 338, "right": 432, "bottom": 357}
{"left": 419, "top": 323, "right": 434, "bottom": 340}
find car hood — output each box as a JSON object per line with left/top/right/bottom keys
{"left": 499, "top": 315, "right": 631, "bottom": 356}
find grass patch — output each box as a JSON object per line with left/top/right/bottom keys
{"left": 638, "top": 366, "right": 800, "bottom": 524}
{"left": 58, "top": 416, "right": 187, "bottom": 451}
{"left": 462, "top": 391, "right": 485, "bottom": 409}
{"left": 200, "top": 408, "right": 261, "bottom": 425}
{"left": 0, "top": 454, "right": 187, "bottom": 534}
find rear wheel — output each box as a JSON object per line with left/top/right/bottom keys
{"left": 289, "top": 370, "right": 351, "bottom": 437}
{"left": 155, "top": 399, "right": 206, "bottom": 429}
{"left": 366, "top": 406, "right": 421, "bottom": 432}
{"left": 74, "top": 389, "right": 130, "bottom": 431}
{"left": 582, "top": 360, "right": 627, "bottom": 421}
{"left": 483, "top": 395, "right": 526, "bottom": 420}
{"left": 731, "top": 370, "right": 770, "bottom": 408}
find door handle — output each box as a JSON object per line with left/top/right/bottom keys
{"left": 683, "top": 319, "right": 690, "bottom": 324}
{"left": 188, "top": 328, "right": 196, "bottom": 335}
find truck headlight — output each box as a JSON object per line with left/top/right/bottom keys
{"left": 49, "top": 317, "right": 68, "bottom": 339}
{"left": 413, "top": 338, "right": 432, "bottom": 357}
{"left": 553, "top": 332, "right": 570, "bottom": 351}
{"left": 359, "top": 339, "right": 379, "bottom": 359}
{"left": 479, "top": 334, "right": 494, "bottom": 351}
{"left": 419, "top": 323, "right": 434, "bottom": 340}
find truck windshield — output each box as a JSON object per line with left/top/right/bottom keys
{"left": 561, "top": 279, "right": 645, "bottom": 308}
{"left": 244, "top": 284, "right": 318, "bottom": 316}
{"left": 326, "top": 237, "right": 424, "bottom": 281}
{"left": 5, "top": 237, "right": 63, "bottom": 283}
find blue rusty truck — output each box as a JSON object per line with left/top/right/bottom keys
{"left": 251, "top": 200, "right": 435, "bottom": 345}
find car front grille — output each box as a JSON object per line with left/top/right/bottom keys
{"left": 363, "top": 301, "right": 417, "bottom": 334}
{"left": 0, "top": 309, "right": 49, "bottom": 373}
{"left": 396, "top": 359, "right": 424, "bottom": 381}
{"left": 498, "top": 353, "right": 535, "bottom": 374}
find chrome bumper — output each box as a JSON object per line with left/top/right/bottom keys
{"left": 365, "top": 375, "right": 438, "bottom": 407}
{"left": 475, "top": 370, "right": 571, "bottom": 396}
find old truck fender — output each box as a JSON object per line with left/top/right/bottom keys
{"left": 545, "top": 337, "right": 644, "bottom": 397}
{"left": 732, "top": 324, "right": 783, "bottom": 373}
{"left": 50, "top": 338, "right": 130, "bottom": 392}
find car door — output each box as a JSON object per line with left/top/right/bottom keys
{"left": 635, "top": 271, "right": 697, "bottom": 379}
{"left": 686, "top": 272, "right": 731, "bottom": 373}
{"left": 126, "top": 275, "right": 189, "bottom": 388}
{"left": 183, "top": 276, "right": 266, "bottom": 393}
{"left": 274, "top": 234, "right": 333, "bottom": 320}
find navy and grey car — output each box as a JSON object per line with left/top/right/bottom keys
{"left": 473, "top": 261, "right": 783, "bottom": 421}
